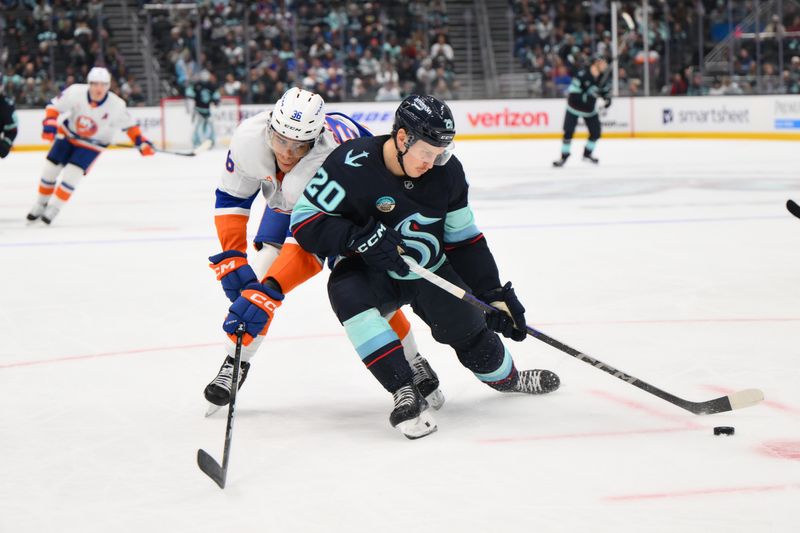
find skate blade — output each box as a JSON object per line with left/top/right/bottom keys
{"left": 205, "top": 403, "right": 223, "bottom": 417}
{"left": 395, "top": 411, "right": 438, "bottom": 440}
{"left": 194, "top": 139, "right": 213, "bottom": 154}
{"left": 425, "top": 389, "right": 446, "bottom": 410}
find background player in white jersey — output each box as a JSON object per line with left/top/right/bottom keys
{"left": 205, "top": 87, "right": 443, "bottom": 413}
{"left": 26, "top": 67, "right": 155, "bottom": 224}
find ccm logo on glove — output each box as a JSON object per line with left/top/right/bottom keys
{"left": 355, "top": 223, "right": 385, "bottom": 252}
{"left": 213, "top": 256, "right": 247, "bottom": 278}
{"left": 244, "top": 290, "right": 279, "bottom": 312}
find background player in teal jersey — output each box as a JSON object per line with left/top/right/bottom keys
{"left": 186, "top": 71, "right": 222, "bottom": 149}
{"left": 553, "top": 55, "right": 611, "bottom": 167}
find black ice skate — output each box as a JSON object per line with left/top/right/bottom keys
{"left": 41, "top": 204, "right": 61, "bottom": 225}
{"left": 410, "top": 355, "right": 445, "bottom": 410}
{"left": 552, "top": 153, "right": 570, "bottom": 167}
{"left": 204, "top": 356, "right": 251, "bottom": 415}
{"left": 509, "top": 369, "right": 560, "bottom": 394}
{"left": 27, "top": 202, "right": 47, "bottom": 221}
{"left": 390, "top": 384, "right": 437, "bottom": 440}
{"left": 582, "top": 151, "right": 599, "bottom": 164}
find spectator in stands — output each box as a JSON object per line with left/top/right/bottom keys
{"left": 668, "top": 73, "right": 687, "bottom": 95}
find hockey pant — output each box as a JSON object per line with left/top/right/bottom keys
{"left": 328, "top": 257, "right": 517, "bottom": 393}
{"left": 561, "top": 111, "right": 601, "bottom": 156}
{"left": 34, "top": 139, "right": 99, "bottom": 209}
{"left": 192, "top": 112, "right": 216, "bottom": 148}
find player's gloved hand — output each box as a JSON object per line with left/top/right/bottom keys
{"left": 602, "top": 95, "right": 612, "bottom": 109}
{"left": 480, "top": 282, "right": 528, "bottom": 342}
{"left": 136, "top": 137, "right": 155, "bottom": 156}
{"left": 222, "top": 282, "right": 284, "bottom": 346}
{"left": 42, "top": 117, "right": 57, "bottom": 142}
{"left": 347, "top": 218, "right": 409, "bottom": 276}
{"left": 209, "top": 250, "right": 259, "bottom": 302}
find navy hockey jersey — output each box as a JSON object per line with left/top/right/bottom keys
{"left": 290, "top": 135, "right": 502, "bottom": 293}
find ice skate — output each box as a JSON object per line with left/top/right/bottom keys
{"left": 507, "top": 369, "right": 560, "bottom": 395}
{"left": 582, "top": 152, "right": 599, "bottom": 164}
{"left": 390, "top": 384, "right": 437, "bottom": 440}
{"left": 552, "top": 153, "right": 570, "bottom": 167}
{"left": 204, "top": 355, "right": 251, "bottom": 415}
{"left": 26, "top": 201, "right": 47, "bottom": 221}
{"left": 410, "top": 355, "right": 445, "bottom": 410}
{"left": 41, "top": 204, "right": 61, "bottom": 225}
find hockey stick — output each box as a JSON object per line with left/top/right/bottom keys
{"left": 787, "top": 199, "right": 800, "bottom": 219}
{"left": 62, "top": 128, "right": 211, "bottom": 157}
{"left": 197, "top": 324, "right": 245, "bottom": 489}
{"left": 400, "top": 256, "right": 764, "bottom": 415}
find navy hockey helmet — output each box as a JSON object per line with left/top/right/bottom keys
{"left": 392, "top": 94, "right": 456, "bottom": 148}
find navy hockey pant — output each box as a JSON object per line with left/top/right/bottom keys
{"left": 561, "top": 111, "right": 601, "bottom": 155}
{"left": 327, "top": 257, "right": 516, "bottom": 393}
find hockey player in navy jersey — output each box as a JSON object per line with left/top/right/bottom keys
{"left": 553, "top": 55, "right": 611, "bottom": 167}
{"left": 286, "top": 95, "right": 560, "bottom": 439}
{"left": 0, "top": 72, "right": 18, "bottom": 159}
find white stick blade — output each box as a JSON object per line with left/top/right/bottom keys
{"left": 728, "top": 388, "right": 765, "bottom": 410}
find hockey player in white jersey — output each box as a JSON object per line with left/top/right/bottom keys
{"left": 205, "top": 87, "right": 443, "bottom": 414}
{"left": 26, "top": 67, "right": 155, "bottom": 224}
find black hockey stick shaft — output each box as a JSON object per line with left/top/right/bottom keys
{"left": 197, "top": 324, "right": 245, "bottom": 488}
{"left": 401, "top": 257, "right": 763, "bottom": 415}
{"left": 787, "top": 199, "right": 800, "bottom": 219}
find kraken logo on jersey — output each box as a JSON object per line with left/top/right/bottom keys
{"left": 395, "top": 213, "right": 441, "bottom": 268}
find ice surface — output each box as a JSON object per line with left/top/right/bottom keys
{"left": 1, "top": 139, "right": 799, "bottom": 533}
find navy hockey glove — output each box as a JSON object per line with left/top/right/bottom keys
{"left": 223, "top": 282, "right": 284, "bottom": 346}
{"left": 480, "top": 282, "right": 528, "bottom": 342}
{"left": 209, "top": 250, "right": 259, "bottom": 302}
{"left": 602, "top": 95, "right": 612, "bottom": 109}
{"left": 347, "top": 219, "right": 410, "bottom": 276}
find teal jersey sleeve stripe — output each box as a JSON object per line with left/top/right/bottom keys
{"left": 291, "top": 194, "right": 326, "bottom": 227}
{"left": 444, "top": 205, "right": 480, "bottom": 243}
{"left": 343, "top": 309, "right": 399, "bottom": 359}
{"left": 473, "top": 346, "right": 513, "bottom": 382}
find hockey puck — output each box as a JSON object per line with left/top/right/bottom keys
{"left": 713, "top": 426, "right": 735, "bottom": 436}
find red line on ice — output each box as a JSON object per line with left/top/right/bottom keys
{"left": 604, "top": 483, "right": 800, "bottom": 501}
{"left": 0, "top": 332, "right": 346, "bottom": 369}
{"left": 478, "top": 425, "right": 700, "bottom": 444}
{"left": 588, "top": 389, "right": 703, "bottom": 428}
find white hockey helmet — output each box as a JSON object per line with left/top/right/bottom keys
{"left": 87, "top": 67, "right": 111, "bottom": 85}
{"left": 270, "top": 87, "right": 325, "bottom": 142}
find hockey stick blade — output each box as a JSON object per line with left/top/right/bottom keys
{"left": 400, "top": 256, "right": 765, "bottom": 416}
{"left": 786, "top": 200, "right": 800, "bottom": 219}
{"left": 197, "top": 448, "right": 226, "bottom": 489}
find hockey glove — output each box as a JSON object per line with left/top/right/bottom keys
{"left": 136, "top": 137, "right": 155, "bottom": 156}
{"left": 347, "top": 218, "right": 409, "bottom": 276}
{"left": 480, "top": 282, "right": 528, "bottom": 342}
{"left": 602, "top": 95, "right": 612, "bottom": 109}
{"left": 42, "top": 117, "right": 57, "bottom": 142}
{"left": 209, "top": 250, "right": 259, "bottom": 302}
{"left": 223, "top": 282, "right": 284, "bottom": 346}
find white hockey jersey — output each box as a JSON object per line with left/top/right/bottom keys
{"left": 214, "top": 110, "right": 364, "bottom": 252}
{"left": 47, "top": 84, "right": 137, "bottom": 148}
